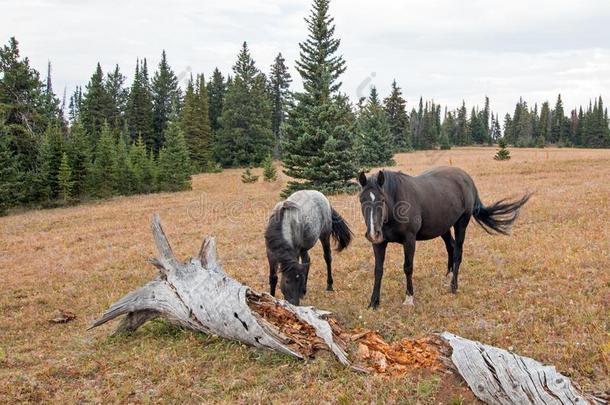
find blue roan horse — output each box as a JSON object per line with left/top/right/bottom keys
{"left": 265, "top": 190, "right": 353, "bottom": 305}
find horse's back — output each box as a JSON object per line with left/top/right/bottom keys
{"left": 283, "top": 190, "right": 332, "bottom": 249}
{"left": 407, "top": 167, "right": 479, "bottom": 239}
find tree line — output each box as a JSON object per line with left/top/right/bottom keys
{"left": 1, "top": 0, "right": 609, "bottom": 214}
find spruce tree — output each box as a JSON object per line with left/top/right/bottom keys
{"left": 34, "top": 124, "right": 63, "bottom": 201}
{"left": 282, "top": 0, "right": 357, "bottom": 195}
{"left": 180, "top": 75, "right": 213, "bottom": 172}
{"left": 262, "top": 154, "right": 277, "bottom": 182}
{"left": 157, "top": 121, "right": 191, "bottom": 191}
{"left": 89, "top": 123, "right": 117, "bottom": 197}
{"left": 57, "top": 152, "right": 73, "bottom": 202}
{"left": 208, "top": 68, "right": 226, "bottom": 135}
{"left": 355, "top": 87, "right": 394, "bottom": 169}
{"left": 1, "top": 37, "right": 52, "bottom": 173}
{"left": 105, "top": 64, "right": 128, "bottom": 129}
{"left": 0, "top": 127, "right": 23, "bottom": 215}
{"left": 269, "top": 53, "right": 292, "bottom": 157}
{"left": 65, "top": 120, "right": 91, "bottom": 198}
{"left": 215, "top": 42, "right": 273, "bottom": 167}
{"left": 130, "top": 135, "right": 157, "bottom": 193}
{"left": 81, "top": 63, "right": 112, "bottom": 143}
{"left": 455, "top": 102, "right": 469, "bottom": 145}
{"left": 112, "top": 133, "right": 135, "bottom": 195}
{"left": 383, "top": 80, "right": 410, "bottom": 151}
{"left": 494, "top": 138, "right": 511, "bottom": 161}
{"left": 550, "top": 94, "right": 567, "bottom": 144}
{"left": 126, "top": 59, "right": 154, "bottom": 148}
{"left": 152, "top": 51, "right": 180, "bottom": 151}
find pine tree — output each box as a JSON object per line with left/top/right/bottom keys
{"left": 34, "top": 124, "right": 63, "bottom": 201}
{"left": 57, "top": 152, "right": 73, "bottom": 202}
{"left": 65, "top": 120, "right": 91, "bottom": 198}
{"left": 105, "top": 64, "right": 128, "bottom": 129}
{"left": 81, "top": 63, "right": 112, "bottom": 143}
{"left": 152, "top": 51, "right": 180, "bottom": 151}
{"left": 89, "top": 123, "right": 117, "bottom": 197}
{"left": 282, "top": 0, "right": 357, "bottom": 195}
{"left": 490, "top": 113, "right": 502, "bottom": 142}
{"left": 112, "top": 133, "right": 135, "bottom": 195}
{"left": 68, "top": 86, "right": 83, "bottom": 123}
{"left": 241, "top": 168, "right": 259, "bottom": 183}
{"left": 215, "top": 42, "right": 274, "bottom": 167}
{"left": 0, "top": 127, "right": 24, "bottom": 215}
{"left": 262, "top": 154, "right": 277, "bottom": 182}
{"left": 180, "top": 75, "right": 213, "bottom": 171}
{"left": 126, "top": 59, "right": 154, "bottom": 148}
{"left": 355, "top": 87, "right": 394, "bottom": 168}
{"left": 269, "top": 53, "right": 292, "bottom": 157}
{"left": 130, "top": 135, "right": 157, "bottom": 193}
{"left": 494, "top": 138, "right": 511, "bottom": 161}
{"left": 383, "top": 80, "right": 411, "bottom": 151}
{"left": 550, "top": 94, "right": 567, "bottom": 144}
{"left": 157, "top": 121, "right": 191, "bottom": 191}
{"left": 455, "top": 102, "right": 469, "bottom": 145}
{"left": 208, "top": 68, "right": 226, "bottom": 135}
{"left": 1, "top": 37, "right": 52, "bottom": 173}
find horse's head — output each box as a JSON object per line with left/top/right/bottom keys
{"left": 358, "top": 170, "right": 389, "bottom": 244}
{"left": 280, "top": 262, "right": 308, "bottom": 305}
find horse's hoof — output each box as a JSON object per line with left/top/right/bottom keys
{"left": 367, "top": 302, "right": 379, "bottom": 310}
{"left": 403, "top": 295, "right": 414, "bottom": 306}
{"left": 326, "top": 286, "right": 334, "bottom": 292}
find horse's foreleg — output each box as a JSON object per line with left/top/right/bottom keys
{"left": 402, "top": 236, "right": 416, "bottom": 306}
{"left": 451, "top": 214, "right": 470, "bottom": 293}
{"left": 368, "top": 241, "right": 388, "bottom": 309}
{"left": 441, "top": 231, "right": 455, "bottom": 276}
{"left": 300, "top": 249, "right": 310, "bottom": 295}
{"left": 321, "top": 236, "right": 333, "bottom": 291}
{"left": 268, "top": 255, "right": 278, "bottom": 296}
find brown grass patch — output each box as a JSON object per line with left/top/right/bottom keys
{"left": 1, "top": 147, "right": 608, "bottom": 403}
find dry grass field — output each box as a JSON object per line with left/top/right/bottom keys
{"left": 1, "top": 147, "right": 609, "bottom": 403}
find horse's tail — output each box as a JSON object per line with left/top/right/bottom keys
{"left": 473, "top": 192, "right": 532, "bottom": 235}
{"left": 330, "top": 208, "right": 353, "bottom": 251}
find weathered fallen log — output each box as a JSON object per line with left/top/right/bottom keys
{"left": 90, "top": 215, "right": 606, "bottom": 405}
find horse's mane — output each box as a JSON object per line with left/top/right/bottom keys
{"left": 265, "top": 201, "right": 300, "bottom": 273}
{"left": 371, "top": 170, "right": 410, "bottom": 205}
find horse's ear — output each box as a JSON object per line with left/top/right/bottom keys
{"left": 377, "top": 170, "right": 385, "bottom": 187}
{"left": 358, "top": 171, "right": 367, "bottom": 187}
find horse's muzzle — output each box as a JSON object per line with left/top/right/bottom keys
{"left": 365, "top": 231, "right": 384, "bottom": 244}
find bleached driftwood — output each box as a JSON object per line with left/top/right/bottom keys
{"left": 90, "top": 215, "right": 605, "bottom": 405}
{"left": 441, "top": 333, "right": 605, "bottom": 405}
{"left": 89, "top": 214, "right": 349, "bottom": 365}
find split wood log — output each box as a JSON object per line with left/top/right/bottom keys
{"left": 441, "top": 333, "right": 605, "bottom": 405}
{"left": 90, "top": 215, "right": 606, "bottom": 405}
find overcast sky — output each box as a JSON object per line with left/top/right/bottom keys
{"left": 2, "top": 0, "right": 609, "bottom": 118}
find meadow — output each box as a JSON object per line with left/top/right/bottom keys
{"left": 1, "top": 147, "right": 608, "bottom": 403}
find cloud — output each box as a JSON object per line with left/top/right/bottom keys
{"left": 1, "top": 0, "right": 608, "bottom": 118}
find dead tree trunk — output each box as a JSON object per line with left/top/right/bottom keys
{"left": 90, "top": 215, "right": 605, "bottom": 405}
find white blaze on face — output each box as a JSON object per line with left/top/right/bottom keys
{"left": 369, "top": 192, "right": 376, "bottom": 240}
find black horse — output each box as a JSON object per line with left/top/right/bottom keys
{"left": 265, "top": 190, "right": 353, "bottom": 305}
{"left": 358, "top": 167, "right": 530, "bottom": 309}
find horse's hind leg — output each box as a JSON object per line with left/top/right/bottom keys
{"left": 321, "top": 235, "right": 334, "bottom": 291}
{"left": 268, "top": 254, "right": 278, "bottom": 296}
{"left": 451, "top": 214, "right": 471, "bottom": 293}
{"left": 441, "top": 231, "right": 454, "bottom": 276}
{"left": 402, "top": 235, "right": 416, "bottom": 306}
